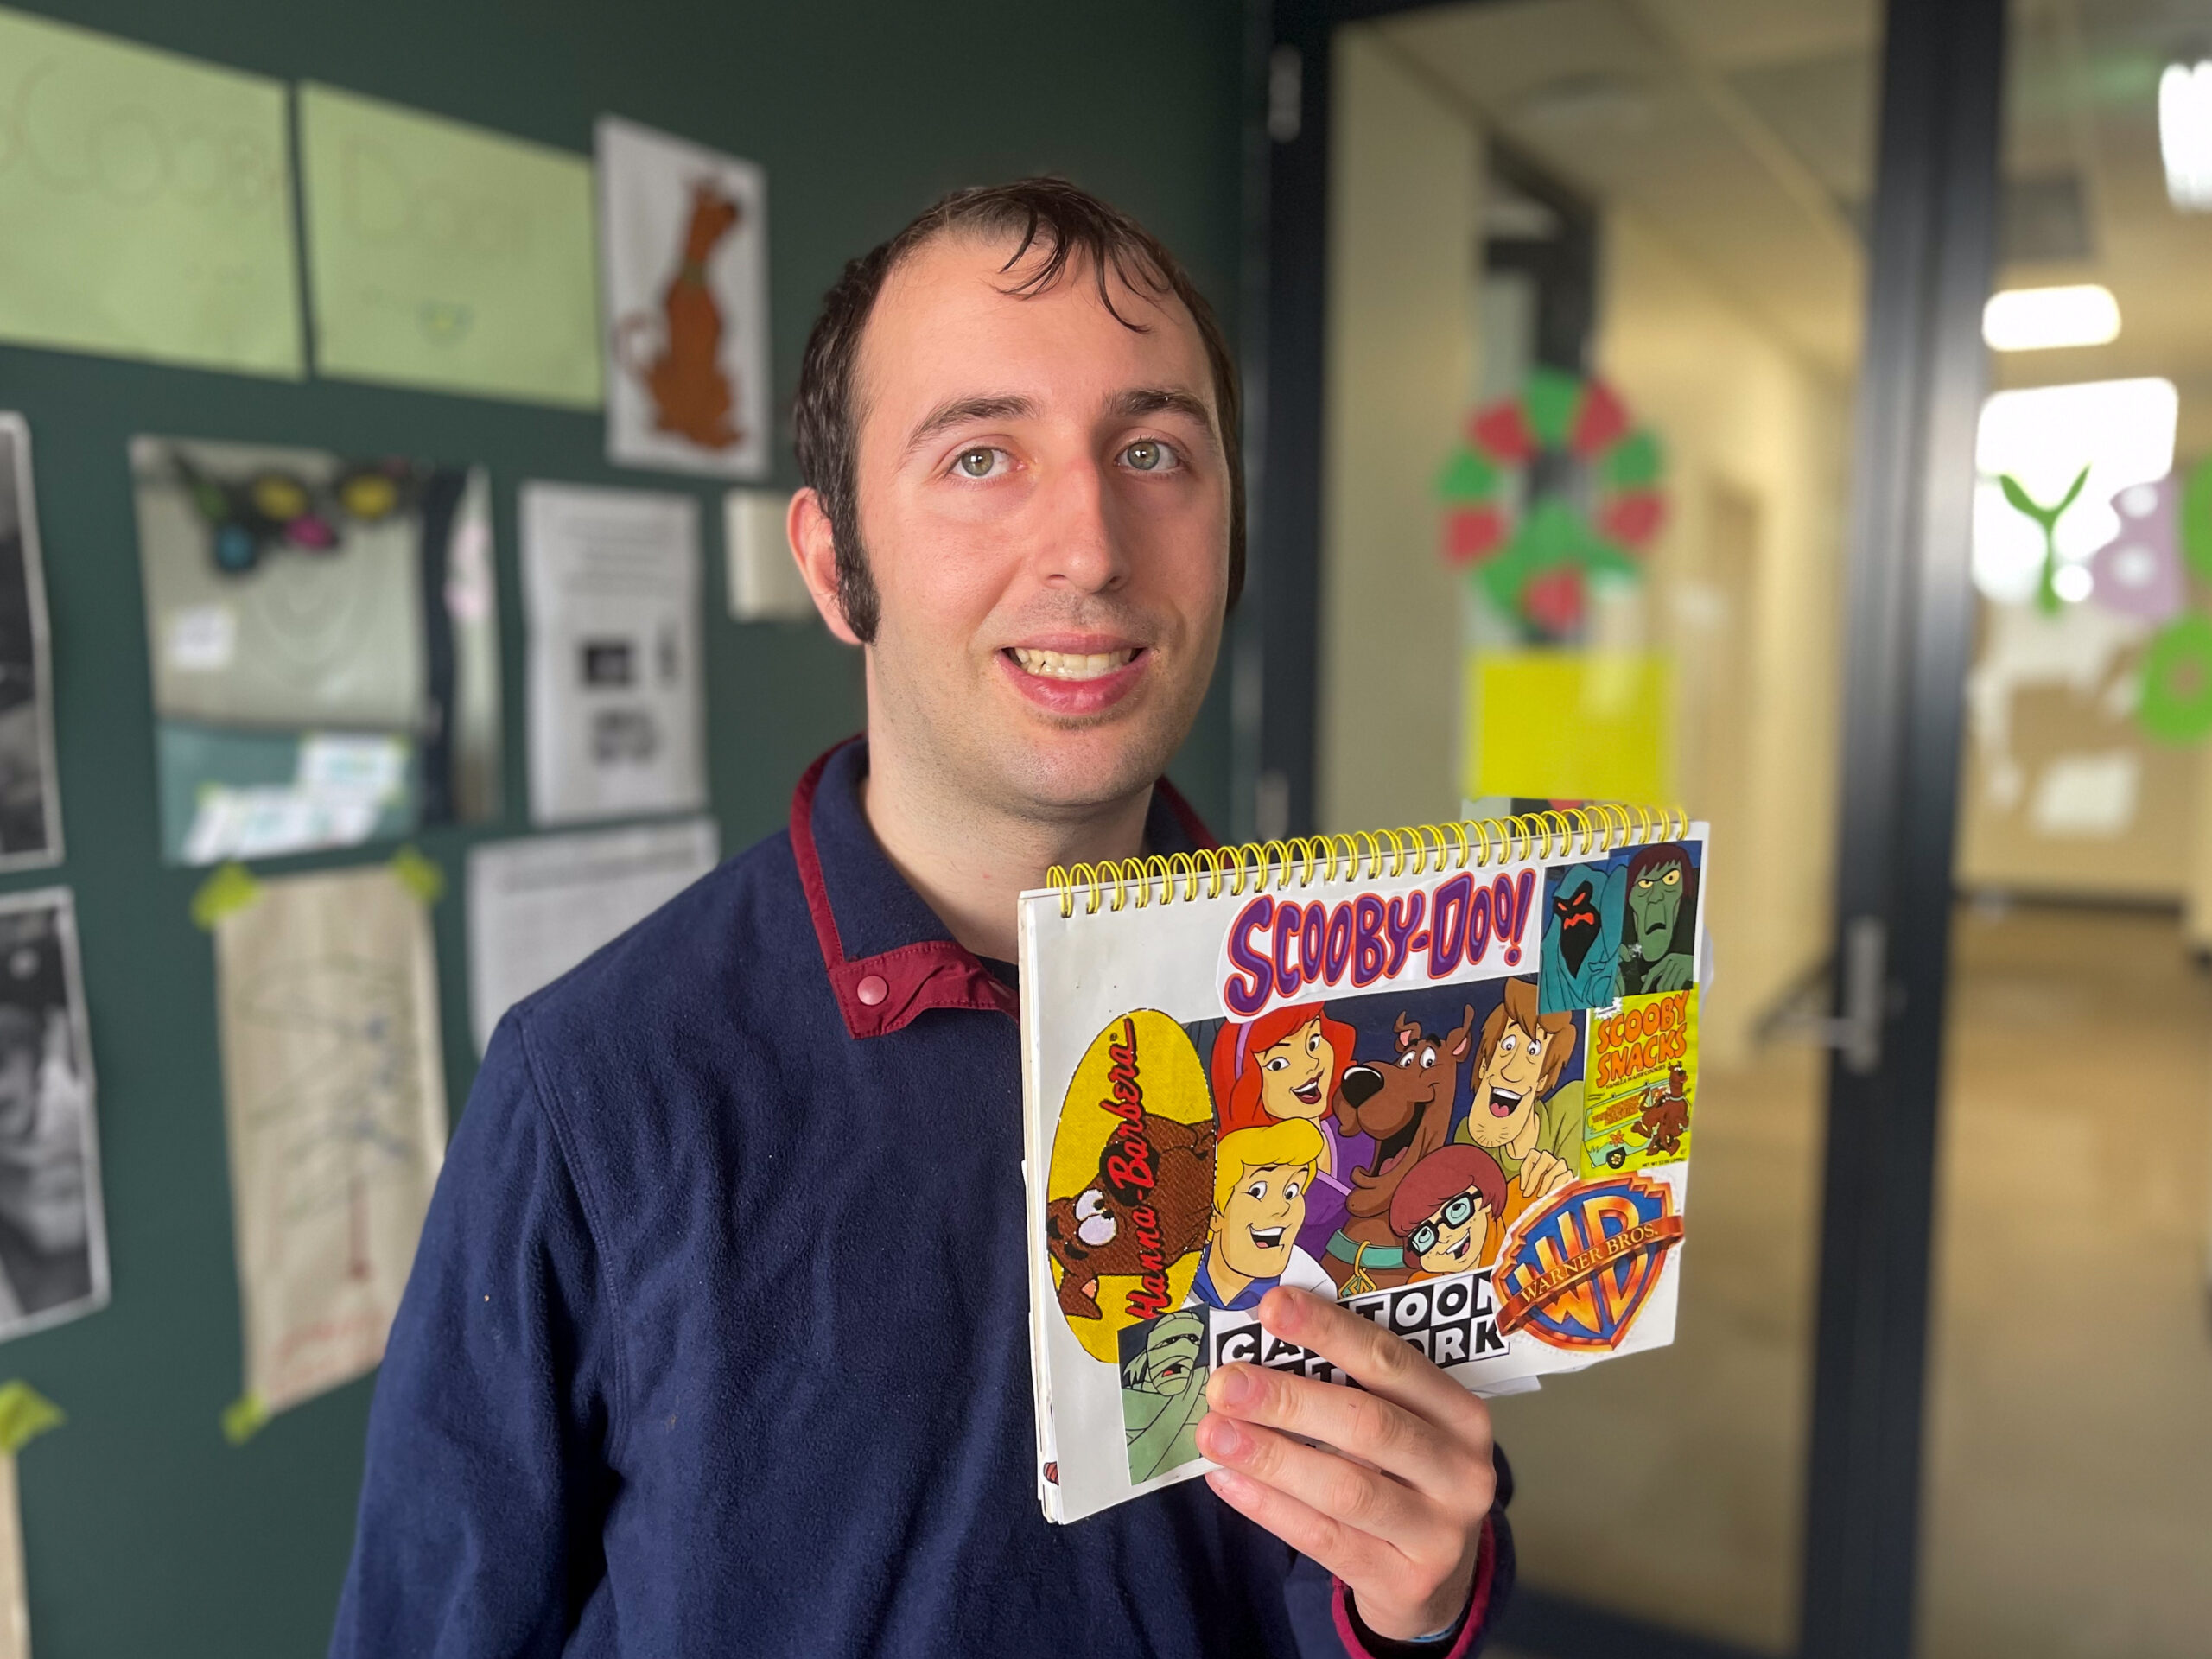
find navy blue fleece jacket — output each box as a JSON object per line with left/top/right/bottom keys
{"left": 329, "top": 739, "right": 1512, "bottom": 1656}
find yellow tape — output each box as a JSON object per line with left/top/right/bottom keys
{"left": 0, "top": 1382, "right": 61, "bottom": 1455}
{"left": 189, "top": 863, "right": 263, "bottom": 930}
{"left": 221, "top": 1391, "right": 268, "bottom": 1446}
{"left": 391, "top": 845, "right": 445, "bottom": 906}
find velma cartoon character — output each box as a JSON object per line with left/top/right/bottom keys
{"left": 1389, "top": 1144, "right": 1510, "bottom": 1280}
{"left": 1119, "top": 1309, "right": 1211, "bottom": 1484}
{"left": 1186, "top": 1118, "right": 1334, "bottom": 1311}
{"left": 1454, "top": 977, "right": 1581, "bottom": 1224}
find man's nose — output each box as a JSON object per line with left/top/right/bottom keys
{"left": 1034, "top": 455, "right": 1127, "bottom": 594}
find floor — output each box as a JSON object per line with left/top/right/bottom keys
{"left": 1487, "top": 903, "right": 2212, "bottom": 1657}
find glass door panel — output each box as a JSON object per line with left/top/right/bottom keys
{"left": 1313, "top": 3, "right": 1885, "bottom": 1647}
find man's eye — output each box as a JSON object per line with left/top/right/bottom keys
{"left": 1246, "top": 1182, "right": 1266, "bottom": 1201}
{"left": 954, "top": 447, "right": 1004, "bottom": 478}
{"left": 1121, "top": 439, "right": 1179, "bottom": 473}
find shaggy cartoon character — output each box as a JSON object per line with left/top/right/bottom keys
{"left": 1455, "top": 977, "right": 1582, "bottom": 1230}
{"left": 1045, "top": 1111, "right": 1215, "bottom": 1320}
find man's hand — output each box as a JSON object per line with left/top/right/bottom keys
{"left": 1195, "top": 1286, "right": 1495, "bottom": 1643}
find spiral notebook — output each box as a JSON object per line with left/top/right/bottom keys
{"left": 1019, "top": 807, "right": 1707, "bottom": 1523}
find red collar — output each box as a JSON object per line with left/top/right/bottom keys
{"left": 789, "top": 739, "right": 1217, "bottom": 1039}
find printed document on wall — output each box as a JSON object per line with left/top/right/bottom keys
{"left": 0, "top": 8, "right": 302, "bottom": 375}
{"left": 298, "top": 83, "right": 601, "bottom": 407}
{"left": 597, "top": 117, "right": 769, "bottom": 478}
{"left": 467, "top": 817, "right": 720, "bottom": 1052}
{"left": 211, "top": 863, "right": 447, "bottom": 1416}
{"left": 522, "top": 483, "right": 706, "bottom": 825}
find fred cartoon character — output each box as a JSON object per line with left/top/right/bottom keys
{"left": 1456, "top": 977, "right": 1581, "bottom": 1218}
{"left": 1617, "top": 842, "right": 1699, "bottom": 997}
{"left": 1119, "top": 1309, "right": 1211, "bottom": 1484}
{"left": 1389, "top": 1144, "right": 1510, "bottom": 1280}
{"left": 1185, "top": 1118, "right": 1334, "bottom": 1312}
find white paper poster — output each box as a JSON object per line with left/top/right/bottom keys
{"left": 467, "top": 817, "right": 720, "bottom": 1052}
{"left": 211, "top": 863, "right": 447, "bottom": 1417}
{"left": 522, "top": 483, "right": 706, "bottom": 825}
{"left": 0, "top": 891, "right": 106, "bottom": 1347}
{"left": 596, "top": 117, "right": 769, "bottom": 478}
{"left": 0, "top": 417, "right": 63, "bottom": 871}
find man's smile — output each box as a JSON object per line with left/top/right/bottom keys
{"left": 1248, "top": 1225, "right": 1284, "bottom": 1250}
{"left": 1487, "top": 1086, "right": 1523, "bottom": 1119}
{"left": 1008, "top": 645, "right": 1142, "bottom": 680}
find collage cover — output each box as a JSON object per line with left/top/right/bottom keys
{"left": 1018, "top": 811, "right": 1707, "bottom": 1523}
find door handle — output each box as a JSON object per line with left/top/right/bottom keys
{"left": 1769, "top": 914, "right": 1887, "bottom": 1075}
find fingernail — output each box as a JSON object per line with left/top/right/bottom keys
{"left": 1204, "top": 1416, "right": 1249, "bottom": 1461}
{"left": 1211, "top": 1365, "right": 1252, "bottom": 1408}
{"left": 1207, "top": 1467, "right": 1253, "bottom": 1501}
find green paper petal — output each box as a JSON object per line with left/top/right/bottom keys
{"left": 1434, "top": 448, "right": 1499, "bottom": 502}
{"left": 1524, "top": 368, "right": 1582, "bottom": 448}
{"left": 1603, "top": 430, "right": 1663, "bottom": 488}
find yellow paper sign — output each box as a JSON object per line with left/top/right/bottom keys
{"left": 298, "top": 84, "right": 602, "bottom": 407}
{"left": 1464, "top": 650, "right": 1673, "bottom": 804}
{"left": 0, "top": 7, "right": 302, "bottom": 375}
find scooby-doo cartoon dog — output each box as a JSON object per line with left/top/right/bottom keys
{"left": 1322, "top": 1006, "right": 1475, "bottom": 1294}
{"left": 1046, "top": 1112, "right": 1215, "bottom": 1319}
{"left": 1634, "top": 1062, "right": 1691, "bottom": 1159}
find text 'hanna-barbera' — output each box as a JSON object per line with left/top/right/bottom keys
{"left": 1217, "top": 868, "right": 1537, "bottom": 1019}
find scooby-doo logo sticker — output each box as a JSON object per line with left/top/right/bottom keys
{"left": 1493, "top": 1172, "right": 1681, "bottom": 1351}
{"left": 1045, "top": 1010, "right": 1215, "bottom": 1364}
{"left": 1217, "top": 868, "right": 1539, "bottom": 1020}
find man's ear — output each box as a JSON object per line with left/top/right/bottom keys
{"left": 787, "top": 486, "right": 863, "bottom": 647}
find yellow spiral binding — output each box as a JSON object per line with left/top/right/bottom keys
{"left": 1046, "top": 802, "right": 1690, "bottom": 918}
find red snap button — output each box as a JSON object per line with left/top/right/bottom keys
{"left": 855, "top": 974, "right": 888, "bottom": 1007}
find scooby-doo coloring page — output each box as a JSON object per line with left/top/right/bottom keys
{"left": 595, "top": 117, "right": 770, "bottom": 479}
{"left": 1019, "top": 816, "right": 1705, "bottom": 1522}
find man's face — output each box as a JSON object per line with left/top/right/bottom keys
{"left": 1212, "top": 1161, "right": 1309, "bottom": 1281}
{"left": 0, "top": 1046, "right": 36, "bottom": 1141}
{"left": 1627, "top": 861, "right": 1686, "bottom": 959}
{"left": 1411, "top": 1187, "right": 1492, "bottom": 1275}
{"left": 1463, "top": 1022, "right": 1548, "bottom": 1150}
{"left": 1257, "top": 1017, "right": 1333, "bottom": 1120}
{"left": 839, "top": 234, "right": 1230, "bottom": 816}
{"left": 1135, "top": 1314, "right": 1206, "bottom": 1396}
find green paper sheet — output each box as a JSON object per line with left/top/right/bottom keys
{"left": 298, "top": 84, "right": 602, "bottom": 408}
{"left": 0, "top": 7, "right": 302, "bottom": 375}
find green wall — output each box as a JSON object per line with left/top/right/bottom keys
{"left": 0, "top": 2, "right": 1243, "bottom": 1650}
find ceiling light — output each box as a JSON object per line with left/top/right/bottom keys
{"left": 2161, "top": 60, "right": 2212, "bottom": 211}
{"left": 1981, "top": 284, "right": 2121, "bottom": 352}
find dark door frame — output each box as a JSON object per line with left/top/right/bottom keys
{"left": 1236, "top": 2, "right": 2006, "bottom": 1655}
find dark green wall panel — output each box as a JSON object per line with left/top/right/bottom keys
{"left": 0, "top": 2, "right": 1242, "bottom": 1651}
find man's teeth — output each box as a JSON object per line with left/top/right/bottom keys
{"left": 1249, "top": 1227, "right": 1284, "bottom": 1249}
{"left": 1012, "top": 647, "right": 1137, "bottom": 681}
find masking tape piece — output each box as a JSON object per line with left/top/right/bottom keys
{"left": 190, "top": 862, "right": 264, "bottom": 930}
{"left": 221, "top": 1391, "right": 269, "bottom": 1446}
{"left": 390, "top": 845, "right": 446, "bottom": 906}
{"left": 0, "top": 1382, "right": 61, "bottom": 1456}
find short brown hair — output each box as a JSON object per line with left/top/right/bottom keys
{"left": 791, "top": 176, "right": 1243, "bottom": 642}
{"left": 1478, "top": 978, "right": 1577, "bottom": 1097}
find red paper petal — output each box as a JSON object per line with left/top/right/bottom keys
{"left": 1524, "top": 568, "right": 1586, "bottom": 633}
{"left": 1469, "top": 402, "right": 1536, "bottom": 464}
{"left": 1599, "top": 491, "right": 1665, "bottom": 547}
{"left": 1569, "top": 380, "right": 1630, "bottom": 456}
{"left": 1444, "top": 507, "right": 1505, "bottom": 564}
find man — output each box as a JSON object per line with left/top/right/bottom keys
{"left": 1455, "top": 977, "right": 1582, "bottom": 1225}
{"left": 333, "top": 179, "right": 1510, "bottom": 1658}
{"left": 1186, "top": 1118, "right": 1336, "bottom": 1311}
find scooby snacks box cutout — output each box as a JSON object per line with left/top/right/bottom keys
{"left": 1019, "top": 810, "right": 1707, "bottom": 1522}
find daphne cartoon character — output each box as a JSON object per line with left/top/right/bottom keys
{"left": 1211, "top": 1005, "right": 1360, "bottom": 1268}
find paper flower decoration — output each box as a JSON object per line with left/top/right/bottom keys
{"left": 1434, "top": 369, "right": 1665, "bottom": 640}
{"left": 2088, "top": 476, "right": 2184, "bottom": 624}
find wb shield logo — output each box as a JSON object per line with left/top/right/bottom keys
{"left": 1494, "top": 1173, "right": 1681, "bottom": 1350}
